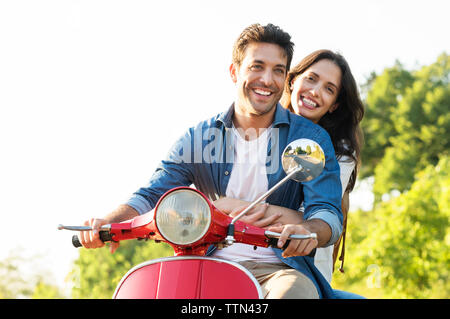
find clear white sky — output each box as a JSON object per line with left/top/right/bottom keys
{"left": 0, "top": 0, "right": 449, "bottom": 294}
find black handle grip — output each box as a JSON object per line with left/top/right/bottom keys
{"left": 268, "top": 237, "right": 291, "bottom": 250}
{"left": 268, "top": 238, "right": 316, "bottom": 258}
{"left": 72, "top": 235, "right": 82, "bottom": 248}
{"left": 72, "top": 231, "right": 113, "bottom": 248}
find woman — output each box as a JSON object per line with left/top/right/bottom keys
{"left": 280, "top": 49, "right": 364, "bottom": 282}
{"left": 215, "top": 49, "right": 364, "bottom": 287}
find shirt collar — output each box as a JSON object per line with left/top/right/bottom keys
{"left": 217, "top": 103, "right": 290, "bottom": 129}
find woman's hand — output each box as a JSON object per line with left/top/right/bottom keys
{"left": 214, "top": 197, "right": 282, "bottom": 228}
{"left": 213, "top": 197, "right": 247, "bottom": 214}
{"left": 267, "top": 224, "right": 318, "bottom": 258}
{"left": 214, "top": 197, "right": 305, "bottom": 229}
{"left": 228, "top": 203, "right": 282, "bottom": 228}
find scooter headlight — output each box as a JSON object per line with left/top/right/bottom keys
{"left": 155, "top": 189, "right": 211, "bottom": 245}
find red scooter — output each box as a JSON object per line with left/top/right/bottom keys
{"left": 59, "top": 139, "right": 325, "bottom": 299}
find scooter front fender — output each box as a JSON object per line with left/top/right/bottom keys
{"left": 113, "top": 256, "right": 263, "bottom": 299}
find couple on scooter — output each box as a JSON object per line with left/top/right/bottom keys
{"left": 77, "top": 23, "right": 364, "bottom": 299}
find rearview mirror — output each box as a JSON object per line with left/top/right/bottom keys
{"left": 281, "top": 138, "right": 325, "bottom": 182}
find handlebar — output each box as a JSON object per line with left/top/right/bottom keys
{"left": 58, "top": 224, "right": 115, "bottom": 248}
{"left": 59, "top": 224, "right": 317, "bottom": 257}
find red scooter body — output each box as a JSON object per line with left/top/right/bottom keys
{"left": 113, "top": 256, "right": 262, "bottom": 299}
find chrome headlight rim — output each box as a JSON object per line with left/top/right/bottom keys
{"left": 154, "top": 187, "right": 212, "bottom": 246}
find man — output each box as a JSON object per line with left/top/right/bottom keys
{"left": 78, "top": 23, "right": 343, "bottom": 299}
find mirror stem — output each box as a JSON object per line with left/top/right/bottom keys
{"left": 230, "top": 166, "right": 302, "bottom": 225}
{"left": 225, "top": 167, "right": 302, "bottom": 246}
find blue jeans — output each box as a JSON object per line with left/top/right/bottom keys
{"left": 333, "top": 289, "right": 366, "bottom": 299}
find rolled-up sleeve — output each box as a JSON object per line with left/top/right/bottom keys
{"left": 306, "top": 209, "right": 342, "bottom": 247}
{"left": 126, "top": 194, "right": 153, "bottom": 215}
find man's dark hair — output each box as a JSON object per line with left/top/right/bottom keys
{"left": 232, "top": 23, "right": 294, "bottom": 71}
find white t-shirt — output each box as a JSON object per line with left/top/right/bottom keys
{"left": 213, "top": 125, "right": 282, "bottom": 263}
{"left": 314, "top": 155, "right": 355, "bottom": 283}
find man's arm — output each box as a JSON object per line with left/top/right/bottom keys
{"left": 213, "top": 196, "right": 333, "bottom": 257}
{"left": 266, "top": 217, "right": 333, "bottom": 258}
{"left": 104, "top": 204, "right": 140, "bottom": 223}
{"left": 300, "top": 219, "right": 331, "bottom": 247}
{"left": 214, "top": 197, "right": 334, "bottom": 248}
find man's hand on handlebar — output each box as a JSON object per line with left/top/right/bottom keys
{"left": 76, "top": 205, "right": 139, "bottom": 253}
{"left": 267, "top": 224, "right": 318, "bottom": 258}
{"left": 78, "top": 218, "right": 120, "bottom": 253}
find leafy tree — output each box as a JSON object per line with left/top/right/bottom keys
{"left": 372, "top": 53, "right": 450, "bottom": 199}
{"left": 360, "top": 61, "right": 415, "bottom": 178}
{"left": 333, "top": 53, "right": 449, "bottom": 298}
{"left": 334, "top": 156, "right": 450, "bottom": 298}
{"left": 360, "top": 53, "right": 449, "bottom": 200}
{"left": 32, "top": 281, "right": 66, "bottom": 299}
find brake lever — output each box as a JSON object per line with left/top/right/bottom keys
{"left": 57, "top": 224, "right": 111, "bottom": 231}
{"left": 265, "top": 230, "right": 317, "bottom": 240}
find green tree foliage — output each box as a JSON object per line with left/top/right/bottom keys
{"left": 334, "top": 156, "right": 450, "bottom": 298}
{"left": 360, "top": 61, "right": 415, "bottom": 178}
{"left": 32, "top": 281, "right": 66, "bottom": 299}
{"left": 333, "top": 53, "right": 449, "bottom": 298}
{"left": 71, "top": 239, "right": 173, "bottom": 299}
{"left": 361, "top": 53, "right": 450, "bottom": 199}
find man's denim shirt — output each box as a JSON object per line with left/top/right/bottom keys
{"left": 126, "top": 104, "right": 342, "bottom": 298}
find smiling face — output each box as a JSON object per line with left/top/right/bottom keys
{"left": 230, "top": 42, "right": 288, "bottom": 117}
{"left": 290, "top": 59, "right": 342, "bottom": 123}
